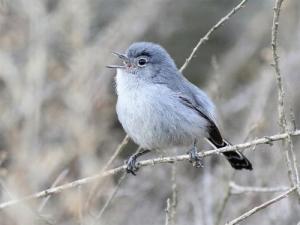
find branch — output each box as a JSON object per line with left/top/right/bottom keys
{"left": 271, "top": 0, "right": 286, "bottom": 133}
{"left": 180, "top": 0, "right": 248, "bottom": 72}
{"left": 271, "top": 0, "right": 300, "bottom": 199}
{"left": 225, "top": 186, "right": 296, "bottom": 225}
{"left": 1, "top": 130, "right": 300, "bottom": 210}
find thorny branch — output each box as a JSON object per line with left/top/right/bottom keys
{"left": 0, "top": 130, "right": 299, "bottom": 210}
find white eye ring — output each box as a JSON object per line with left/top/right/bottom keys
{"left": 137, "top": 57, "right": 148, "bottom": 67}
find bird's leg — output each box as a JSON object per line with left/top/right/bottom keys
{"left": 187, "top": 140, "right": 204, "bottom": 168}
{"left": 126, "top": 149, "right": 151, "bottom": 175}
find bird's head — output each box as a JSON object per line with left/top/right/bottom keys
{"left": 107, "top": 42, "right": 178, "bottom": 82}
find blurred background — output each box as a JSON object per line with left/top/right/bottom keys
{"left": 0, "top": 0, "right": 300, "bottom": 224}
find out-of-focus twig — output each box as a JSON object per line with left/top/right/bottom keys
{"left": 0, "top": 130, "right": 300, "bottom": 210}
{"left": 214, "top": 173, "right": 235, "bottom": 225}
{"left": 78, "top": 185, "right": 83, "bottom": 225}
{"left": 93, "top": 147, "right": 141, "bottom": 223}
{"left": 229, "top": 182, "right": 289, "bottom": 194}
{"left": 271, "top": 0, "right": 300, "bottom": 199}
{"left": 180, "top": 0, "right": 248, "bottom": 72}
{"left": 170, "top": 163, "right": 177, "bottom": 225}
{"left": 165, "top": 198, "right": 171, "bottom": 225}
{"left": 215, "top": 183, "right": 232, "bottom": 225}
{"left": 93, "top": 172, "right": 127, "bottom": 223}
{"left": 225, "top": 186, "right": 297, "bottom": 225}
{"left": 86, "top": 135, "right": 130, "bottom": 207}
{"left": 38, "top": 169, "right": 69, "bottom": 212}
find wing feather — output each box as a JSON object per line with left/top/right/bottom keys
{"left": 178, "top": 94, "right": 224, "bottom": 147}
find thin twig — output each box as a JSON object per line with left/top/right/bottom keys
{"left": 215, "top": 184, "right": 232, "bottom": 225}
{"left": 1, "top": 130, "right": 300, "bottom": 210}
{"left": 170, "top": 163, "right": 177, "bottom": 225}
{"left": 229, "top": 182, "right": 289, "bottom": 194}
{"left": 78, "top": 185, "right": 83, "bottom": 225}
{"left": 271, "top": 0, "right": 287, "bottom": 133}
{"left": 215, "top": 173, "right": 235, "bottom": 225}
{"left": 86, "top": 135, "right": 129, "bottom": 207}
{"left": 38, "top": 169, "right": 69, "bottom": 212}
{"left": 93, "top": 147, "right": 141, "bottom": 223}
{"left": 225, "top": 187, "right": 297, "bottom": 225}
{"left": 165, "top": 198, "right": 171, "bottom": 225}
{"left": 271, "top": 0, "right": 300, "bottom": 200}
{"left": 94, "top": 172, "right": 127, "bottom": 223}
{"left": 288, "top": 110, "right": 300, "bottom": 197}
{"left": 180, "top": 0, "right": 248, "bottom": 72}
{"left": 286, "top": 133, "right": 300, "bottom": 199}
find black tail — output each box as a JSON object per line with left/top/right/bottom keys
{"left": 209, "top": 139, "right": 253, "bottom": 170}
{"left": 222, "top": 148, "right": 253, "bottom": 170}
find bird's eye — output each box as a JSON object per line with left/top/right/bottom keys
{"left": 137, "top": 57, "right": 148, "bottom": 67}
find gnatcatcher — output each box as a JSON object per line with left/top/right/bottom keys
{"left": 108, "top": 42, "right": 252, "bottom": 175}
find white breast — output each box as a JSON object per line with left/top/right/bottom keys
{"left": 115, "top": 69, "right": 208, "bottom": 150}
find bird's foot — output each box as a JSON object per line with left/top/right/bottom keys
{"left": 187, "top": 146, "right": 204, "bottom": 168}
{"left": 125, "top": 155, "right": 139, "bottom": 175}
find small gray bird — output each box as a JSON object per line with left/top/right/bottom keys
{"left": 108, "top": 42, "right": 252, "bottom": 175}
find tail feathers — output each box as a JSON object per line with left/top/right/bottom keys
{"left": 223, "top": 150, "right": 253, "bottom": 170}
{"left": 209, "top": 139, "right": 253, "bottom": 170}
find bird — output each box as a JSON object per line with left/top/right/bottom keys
{"left": 107, "top": 42, "right": 252, "bottom": 175}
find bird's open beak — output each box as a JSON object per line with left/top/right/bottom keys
{"left": 106, "top": 52, "right": 129, "bottom": 69}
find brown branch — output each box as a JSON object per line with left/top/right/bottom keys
{"left": 225, "top": 187, "right": 296, "bottom": 225}
{"left": 180, "top": 0, "right": 248, "bottom": 72}
{"left": 1, "top": 130, "right": 300, "bottom": 210}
